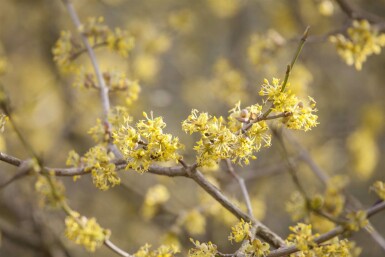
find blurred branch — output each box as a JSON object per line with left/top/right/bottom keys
{"left": 0, "top": 218, "right": 41, "bottom": 251}
{"left": 335, "top": 0, "right": 384, "bottom": 23}
{"left": 104, "top": 240, "right": 134, "bottom": 257}
{"left": 0, "top": 150, "right": 286, "bottom": 248}
{"left": 225, "top": 159, "right": 254, "bottom": 218}
{"left": 187, "top": 167, "right": 286, "bottom": 248}
{"left": 61, "top": 0, "right": 111, "bottom": 118}
{"left": 281, "top": 129, "right": 385, "bottom": 252}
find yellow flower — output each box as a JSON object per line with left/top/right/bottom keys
{"left": 65, "top": 213, "right": 110, "bottom": 252}
{"left": 228, "top": 219, "right": 252, "bottom": 243}
{"left": 330, "top": 20, "right": 385, "bottom": 70}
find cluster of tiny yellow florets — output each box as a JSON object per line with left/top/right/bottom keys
{"left": 228, "top": 219, "right": 251, "bottom": 243}
{"left": 183, "top": 76, "right": 318, "bottom": 167}
{"left": 180, "top": 209, "right": 207, "bottom": 235}
{"left": 189, "top": 219, "right": 270, "bottom": 257}
{"left": 168, "top": 9, "right": 196, "bottom": 34}
{"left": 287, "top": 223, "right": 318, "bottom": 251}
{"left": 286, "top": 176, "right": 348, "bottom": 232}
{"left": 35, "top": 174, "right": 66, "bottom": 208}
{"left": 66, "top": 145, "right": 119, "bottom": 191}
{"left": 182, "top": 106, "right": 270, "bottom": 167}
{"left": 188, "top": 239, "right": 218, "bottom": 257}
{"left": 286, "top": 223, "right": 360, "bottom": 257}
{"left": 141, "top": 184, "right": 170, "bottom": 220}
{"left": 210, "top": 58, "right": 249, "bottom": 106}
{"left": 87, "top": 106, "right": 133, "bottom": 144}
{"left": 53, "top": 16, "right": 134, "bottom": 72}
{"left": 127, "top": 20, "right": 171, "bottom": 82}
{"left": 259, "top": 78, "right": 318, "bottom": 131}
{"left": 134, "top": 243, "right": 179, "bottom": 257}
{"left": 74, "top": 69, "right": 141, "bottom": 106}
{"left": 206, "top": 0, "right": 242, "bottom": 18}
{"left": 372, "top": 181, "right": 385, "bottom": 200}
{"left": 113, "top": 112, "right": 183, "bottom": 173}
{"left": 330, "top": 19, "right": 385, "bottom": 70}
{"left": 248, "top": 30, "right": 285, "bottom": 66}
{"left": 345, "top": 210, "right": 368, "bottom": 232}
{"left": 65, "top": 212, "right": 110, "bottom": 252}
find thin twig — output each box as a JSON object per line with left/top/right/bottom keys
{"left": 188, "top": 167, "right": 286, "bottom": 248}
{"left": 335, "top": 0, "right": 384, "bottom": 23}
{"left": 61, "top": 0, "right": 111, "bottom": 118}
{"left": 225, "top": 159, "right": 254, "bottom": 218}
{"left": 104, "top": 239, "right": 134, "bottom": 257}
{"left": 281, "top": 129, "right": 385, "bottom": 252}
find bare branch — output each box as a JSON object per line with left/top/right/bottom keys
{"left": 335, "top": 0, "right": 384, "bottom": 23}
{"left": 104, "top": 239, "right": 134, "bottom": 257}
{"left": 225, "top": 159, "right": 254, "bottom": 218}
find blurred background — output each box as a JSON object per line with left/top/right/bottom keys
{"left": 0, "top": 0, "right": 385, "bottom": 256}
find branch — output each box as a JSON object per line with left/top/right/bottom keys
{"left": 225, "top": 159, "right": 254, "bottom": 218}
{"left": 268, "top": 200, "right": 385, "bottom": 257}
{"left": 188, "top": 167, "right": 286, "bottom": 248}
{"left": 0, "top": 150, "right": 285, "bottom": 248}
{"left": 335, "top": 0, "right": 384, "bottom": 23}
{"left": 105, "top": 239, "right": 134, "bottom": 257}
{"left": 281, "top": 129, "right": 385, "bottom": 252}
{"left": 61, "top": 0, "right": 111, "bottom": 119}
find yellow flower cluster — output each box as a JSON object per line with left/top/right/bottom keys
{"left": 35, "top": 174, "right": 66, "bottom": 208}
{"left": 134, "top": 243, "right": 179, "bottom": 257}
{"left": 52, "top": 31, "right": 80, "bottom": 72}
{"left": 181, "top": 209, "right": 206, "bottom": 235}
{"left": 74, "top": 69, "right": 141, "bottom": 106}
{"left": 87, "top": 106, "right": 134, "bottom": 144}
{"left": 248, "top": 30, "right": 285, "bottom": 66}
{"left": 168, "top": 9, "right": 196, "bottom": 34}
{"left": 65, "top": 212, "right": 110, "bottom": 252}
{"left": 206, "top": 0, "right": 241, "bottom": 18}
{"left": 52, "top": 16, "right": 134, "bottom": 72}
{"left": 372, "top": 181, "right": 385, "bottom": 200}
{"left": 188, "top": 239, "right": 217, "bottom": 257}
{"left": 190, "top": 219, "right": 270, "bottom": 257}
{"left": 286, "top": 223, "right": 360, "bottom": 257}
{"left": 243, "top": 239, "right": 270, "bottom": 257}
{"left": 286, "top": 176, "right": 348, "bottom": 232}
{"left": 182, "top": 105, "right": 271, "bottom": 167}
{"left": 113, "top": 112, "right": 183, "bottom": 173}
{"left": 287, "top": 223, "right": 318, "bottom": 251}
{"left": 330, "top": 20, "right": 385, "bottom": 70}
{"left": 183, "top": 58, "right": 249, "bottom": 108}
{"left": 127, "top": 20, "right": 171, "bottom": 82}
{"left": 214, "top": 59, "right": 249, "bottom": 106}
{"left": 66, "top": 146, "right": 120, "bottom": 191}
{"left": 345, "top": 210, "right": 368, "bottom": 232}
{"left": 228, "top": 219, "right": 251, "bottom": 243}
{"left": 259, "top": 78, "right": 318, "bottom": 131}
{"left": 142, "top": 184, "right": 170, "bottom": 220}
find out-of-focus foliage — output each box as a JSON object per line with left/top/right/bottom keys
{"left": 1, "top": 0, "right": 385, "bottom": 257}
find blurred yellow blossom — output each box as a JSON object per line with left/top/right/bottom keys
{"left": 65, "top": 213, "right": 110, "bottom": 252}
{"left": 142, "top": 184, "right": 170, "bottom": 219}
{"left": 330, "top": 20, "right": 385, "bottom": 70}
